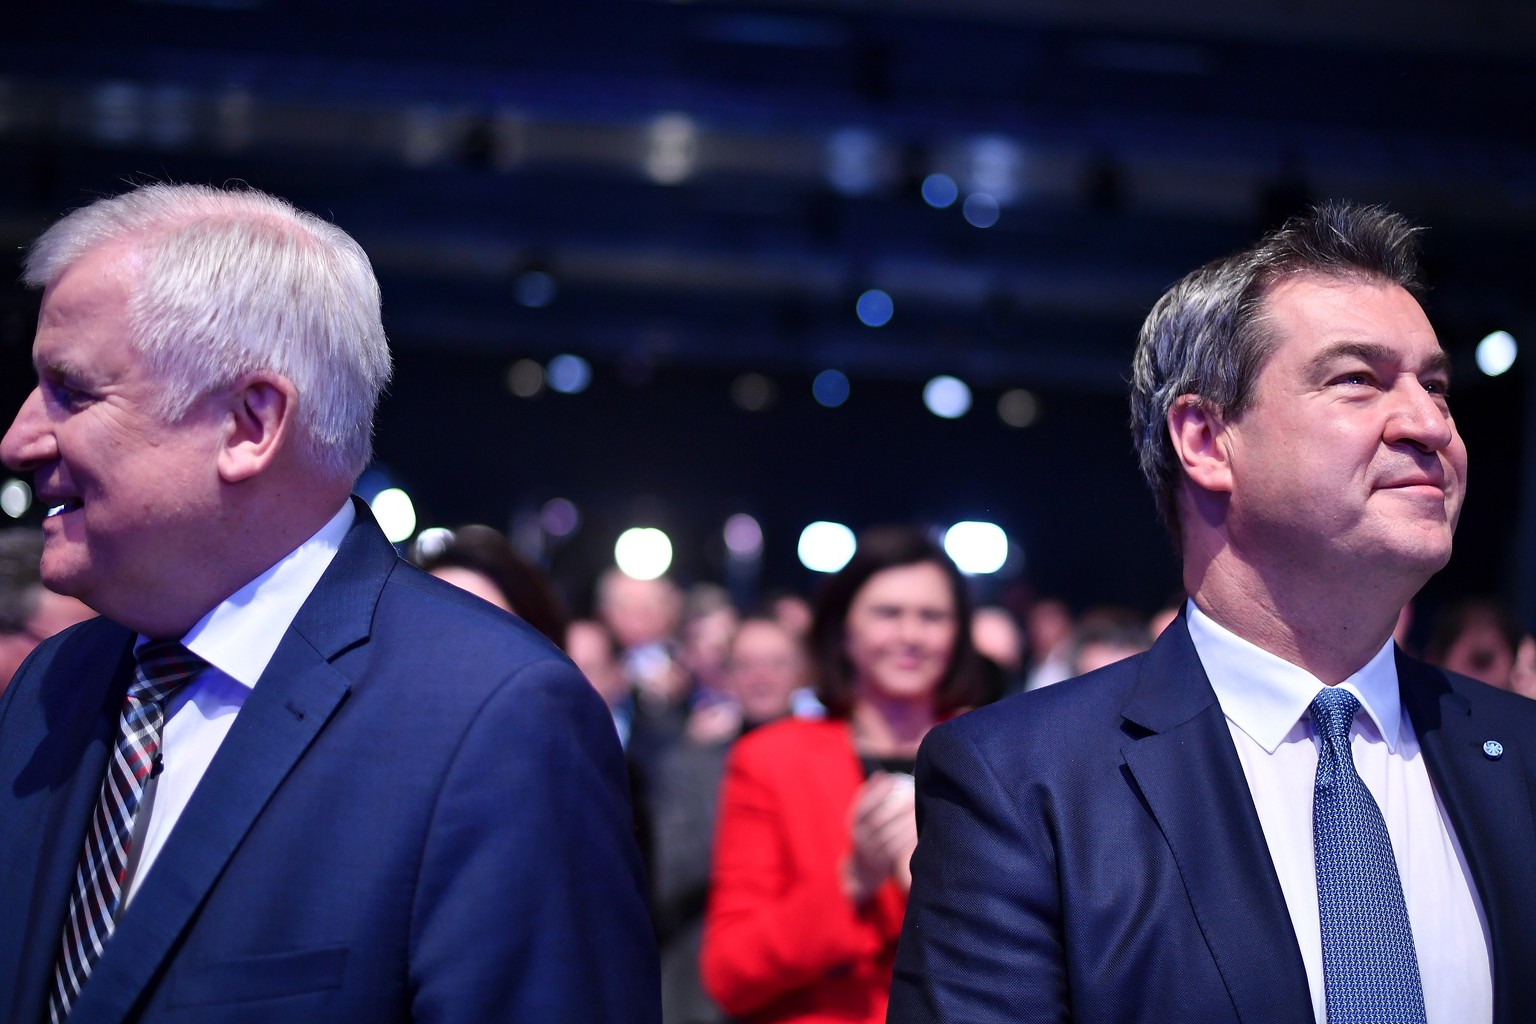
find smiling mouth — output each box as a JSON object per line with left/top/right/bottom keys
{"left": 45, "top": 499, "right": 83, "bottom": 518}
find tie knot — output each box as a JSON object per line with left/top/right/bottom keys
{"left": 1308, "top": 686, "right": 1361, "bottom": 747}
{"left": 129, "top": 640, "right": 207, "bottom": 705}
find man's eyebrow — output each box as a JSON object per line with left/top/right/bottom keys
{"left": 1304, "top": 341, "right": 1452, "bottom": 379}
{"left": 34, "top": 358, "right": 77, "bottom": 380}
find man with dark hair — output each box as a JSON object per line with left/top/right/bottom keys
{"left": 0, "top": 529, "right": 93, "bottom": 696}
{"left": 0, "top": 183, "right": 658, "bottom": 1023}
{"left": 890, "top": 203, "right": 1536, "bottom": 1023}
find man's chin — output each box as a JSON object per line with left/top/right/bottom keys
{"left": 37, "top": 556, "right": 95, "bottom": 606}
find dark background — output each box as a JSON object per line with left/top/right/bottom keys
{"left": 2, "top": 0, "right": 1533, "bottom": 630}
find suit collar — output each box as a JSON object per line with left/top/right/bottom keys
{"left": 1, "top": 621, "right": 136, "bottom": 1024}
{"left": 1117, "top": 618, "right": 1316, "bottom": 1024}
{"left": 1398, "top": 653, "right": 1536, "bottom": 1024}
{"left": 66, "top": 500, "right": 398, "bottom": 1024}
{"left": 1120, "top": 614, "right": 1222, "bottom": 735}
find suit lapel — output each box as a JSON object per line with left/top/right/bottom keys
{"left": 0, "top": 623, "right": 136, "bottom": 1024}
{"left": 1398, "top": 654, "right": 1536, "bottom": 1024}
{"left": 1118, "top": 621, "right": 1314, "bottom": 1024}
{"left": 66, "top": 502, "right": 400, "bottom": 1024}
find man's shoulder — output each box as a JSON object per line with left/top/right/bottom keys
{"left": 13, "top": 615, "right": 131, "bottom": 681}
{"left": 324, "top": 557, "right": 581, "bottom": 703}
{"left": 946, "top": 654, "right": 1155, "bottom": 739}
{"left": 1400, "top": 651, "right": 1536, "bottom": 721}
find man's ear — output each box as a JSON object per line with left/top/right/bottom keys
{"left": 217, "top": 374, "right": 298, "bottom": 484}
{"left": 1167, "top": 394, "right": 1234, "bottom": 495}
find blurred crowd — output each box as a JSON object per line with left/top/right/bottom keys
{"left": 3, "top": 517, "right": 1533, "bottom": 1024}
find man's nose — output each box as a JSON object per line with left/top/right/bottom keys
{"left": 0, "top": 389, "right": 53, "bottom": 472}
{"left": 1386, "top": 380, "right": 1455, "bottom": 454}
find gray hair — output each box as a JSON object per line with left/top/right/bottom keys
{"left": 0, "top": 530, "right": 44, "bottom": 634}
{"left": 24, "top": 183, "right": 393, "bottom": 483}
{"left": 1129, "top": 201, "right": 1425, "bottom": 538}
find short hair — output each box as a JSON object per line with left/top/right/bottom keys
{"left": 808, "top": 525, "right": 990, "bottom": 719}
{"left": 1130, "top": 201, "right": 1425, "bottom": 537}
{"left": 1424, "top": 597, "right": 1523, "bottom": 666}
{"left": 413, "top": 524, "right": 569, "bottom": 650}
{"left": 0, "top": 530, "right": 44, "bottom": 634}
{"left": 24, "top": 182, "right": 392, "bottom": 482}
{"left": 1067, "top": 605, "right": 1152, "bottom": 673}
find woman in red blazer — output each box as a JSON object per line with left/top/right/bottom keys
{"left": 702, "top": 527, "right": 993, "bottom": 1024}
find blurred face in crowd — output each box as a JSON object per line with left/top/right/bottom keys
{"left": 726, "top": 619, "right": 805, "bottom": 726}
{"left": 567, "top": 619, "right": 628, "bottom": 707}
{"left": 683, "top": 605, "right": 738, "bottom": 690}
{"left": 0, "top": 588, "right": 95, "bottom": 696}
{"left": 1074, "top": 639, "right": 1146, "bottom": 676}
{"left": 1026, "top": 599, "right": 1072, "bottom": 663}
{"left": 430, "top": 566, "right": 513, "bottom": 614}
{"left": 971, "top": 607, "right": 1023, "bottom": 674}
{"left": 1439, "top": 617, "right": 1515, "bottom": 689}
{"left": 599, "top": 573, "right": 681, "bottom": 649}
{"left": 843, "top": 561, "right": 957, "bottom": 705}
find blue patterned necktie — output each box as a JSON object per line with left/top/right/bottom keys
{"left": 1309, "top": 686, "right": 1426, "bottom": 1024}
{"left": 47, "top": 641, "right": 206, "bottom": 1023}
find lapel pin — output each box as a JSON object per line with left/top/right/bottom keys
{"left": 1482, "top": 740, "right": 1504, "bottom": 760}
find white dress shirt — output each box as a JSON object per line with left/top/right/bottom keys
{"left": 122, "top": 501, "right": 354, "bottom": 905}
{"left": 1187, "top": 601, "right": 1491, "bottom": 1024}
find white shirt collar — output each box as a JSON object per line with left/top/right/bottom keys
{"left": 160, "top": 502, "right": 355, "bottom": 689}
{"left": 1186, "top": 599, "right": 1402, "bottom": 753}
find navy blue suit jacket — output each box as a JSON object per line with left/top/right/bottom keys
{"left": 889, "top": 618, "right": 1536, "bottom": 1024}
{"left": 0, "top": 503, "right": 660, "bottom": 1023}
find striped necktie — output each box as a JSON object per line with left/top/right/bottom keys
{"left": 47, "top": 640, "right": 206, "bottom": 1022}
{"left": 1309, "top": 686, "right": 1426, "bottom": 1024}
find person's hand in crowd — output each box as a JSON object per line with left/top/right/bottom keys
{"left": 840, "top": 772, "right": 918, "bottom": 904}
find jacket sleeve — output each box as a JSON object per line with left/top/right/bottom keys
{"left": 886, "top": 719, "right": 1070, "bottom": 1024}
{"left": 407, "top": 659, "right": 661, "bottom": 1023}
{"left": 700, "top": 735, "right": 903, "bottom": 1017}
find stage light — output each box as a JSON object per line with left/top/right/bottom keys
{"left": 921, "top": 173, "right": 959, "bottom": 209}
{"left": 731, "top": 373, "right": 777, "bottom": 411}
{"left": 944, "top": 521, "right": 1008, "bottom": 575}
{"left": 413, "top": 527, "right": 455, "bottom": 560}
{"left": 813, "top": 369, "right": 851, "bottom": 408}
{"left": 963, "top": 193, "right": 1000, "bottom": 228}
{"left": 998, "top": 388, "right": 1039, "bottom": 428}
{"left": 371, "top": 488, "right": 418, "bottom": 544}
{"left": 541, "top": 498, "right": 581, "bottom": 538}
{"left": 645, "top": 113, "right": 698, "bottom": 185}
{"left": 856, "top": 289, "right": 894, "bottom": 328}
{"left": 827, "top": 128, "right": 881, "bottom": 196}
{"left": 507, "top": 359, "right": 545, "bottom": 398}
{"left": 798, "top": 521, "right": 856, "bottom": 573}
{"left": 547, "top": 354, "right": 592, "bottom": 394}
{"left": 923, "top": 376, "right": 972, "bottom": 419}
{"left": 1477, "top": 330, "right": 1517, "bottom": 377}
{"left": 724, "top": 514, "right": 764, "bottom": 559}
{"left": 967, "top": 135, "right": 1021, "bottom": 205}
{"left": 0, "top": 478, "right": 31, "bottom": 519}
{"left": 514, "top": 270, "right": 557, "bottom": 308}
{"left": 615, "top": 527, "right": 673, "bottom": 580}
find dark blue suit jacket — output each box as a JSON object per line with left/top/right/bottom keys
{"left": 889, "top": 617, "right": 1536, "bottom": 1024}
{"left": 0, "top": 503, "right": 661, "bottom": 1023}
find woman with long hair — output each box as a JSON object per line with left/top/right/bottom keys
{"left": 701, "top": 526, "right": 990, "bottom": 1024}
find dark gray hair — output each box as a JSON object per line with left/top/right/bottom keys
{"left": 1129, "top": 201, "right": 1425, "bottom": 538}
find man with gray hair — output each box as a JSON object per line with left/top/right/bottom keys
{"left": 0, "top": 183, "right": 659, "bottom": 1023}
{"left": 890, "top": 203, "right": 1536, "bottom": 1023}
{"left": 0, "top": 529, "right": 94, "bottom": 696}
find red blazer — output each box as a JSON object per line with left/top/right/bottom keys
{"left": 701, "top": 718, "right": 907, "bottom": 1024}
